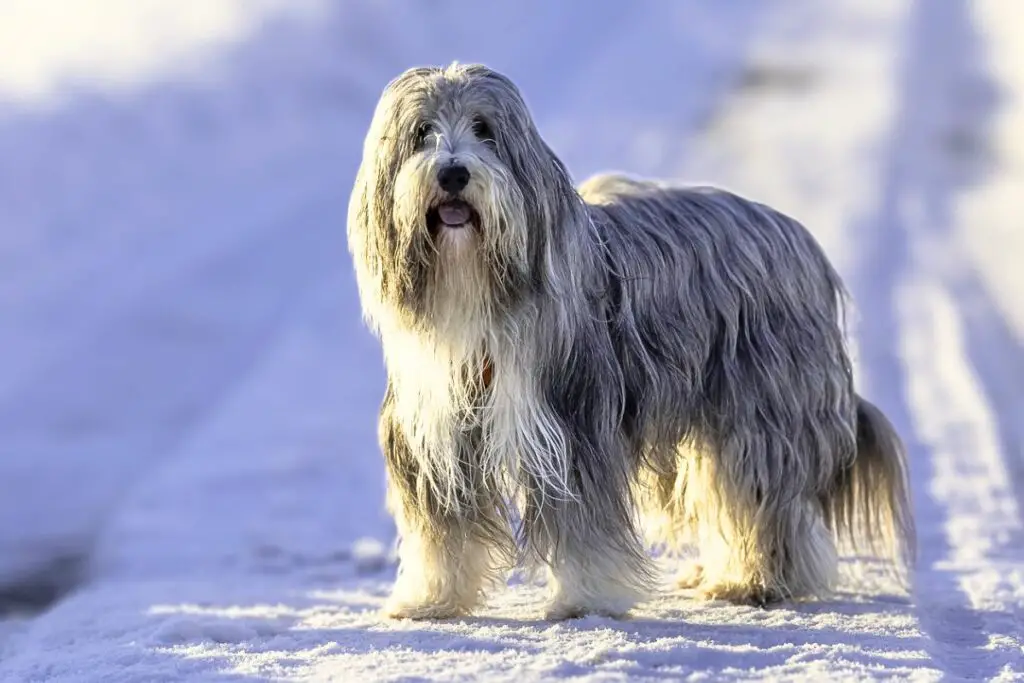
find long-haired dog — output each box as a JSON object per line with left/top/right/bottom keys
{"left": 347, "top": 63, "right": 916, "bottom": 620}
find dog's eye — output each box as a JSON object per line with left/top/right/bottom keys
{"left": 415, "top": 121, "right": 434, "bottom": 146}
{"left": 471, "top": 116, "right": 493, "bottom": 143}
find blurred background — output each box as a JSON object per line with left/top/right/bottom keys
{"left": 0, "top": 0, "right": 1020, "bottom": 626}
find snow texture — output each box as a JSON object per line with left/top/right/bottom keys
{"left": 0, "top": 0, "right": 1022, "bottom": 681}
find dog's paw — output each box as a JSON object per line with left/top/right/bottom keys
{"left": 675, "top": 561, "right": 704, "bottom": 590}
{"left": 695, "top": 581, "right": 777, "bottom": 608}
{"left": 381, "top": 597, "right": 468, "bottom": 620}
{"left": 542, "top": 596, "right": 635, "bottom": 621}
{"left": 542, "top": 601, "right": 586, "bottom": 621}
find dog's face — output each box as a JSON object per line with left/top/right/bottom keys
{"left": 349, "top": 63, "right": 578, "bottom": 328}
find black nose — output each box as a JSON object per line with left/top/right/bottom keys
{"left": 437, "top": 164, "right": 470, "bottom": 194}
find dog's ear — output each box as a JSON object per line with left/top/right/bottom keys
{"left": 349, "top": 93, "right": 435, "bottom": 322}
{"left": 492, "top": 100, "right": 580, "bottom": 278}
{"left": 348, "top": 91, "right": 408, "bottom": 305}
{"left": 466, "top": 68, "right": 577, "bottom": 218}
{"left": 348, "top": 150, "right": 386, "bottom": 310}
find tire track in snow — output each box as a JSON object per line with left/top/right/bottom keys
{"left": 949, "top": 275, "right": 1024, "bottom": 676}
{"left": 850, "top": 0, "right": 1024, "bottom": 677}
{"left": 943, "top": 0, "right": 1024, "bottom": 550}
{"left": 911, "top": 0, "right": 1024, "bottom": 656}
{"left": 953, "top": 273, "right": 1024, "bottom": 557}
{"left": 897, "top": 277, "right": 1024, "bottom": 675}
{"left": 0, "top": 168, "right": 337, "bottom": 403}
{"left": 0, "top": 6, "right": 391, "bottom": 605}
{"left": 0, "top": 190, "right": 343, "bottom": 610}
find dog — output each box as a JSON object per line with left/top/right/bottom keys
{"left": 347, "top": 62, "right": 916, "bottom": 620}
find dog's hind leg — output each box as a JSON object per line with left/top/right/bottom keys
{"left": 379, "top": 388, "right": 513, "bottom": 620}
{"left": 687, "top": 433, "right": 840, "bottom": 606}
{"left": 635, "top": 451, "right": 705, "bottom": 588}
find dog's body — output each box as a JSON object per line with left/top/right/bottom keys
{"left": 348, "top": 63, "right": 915, "bottom": 620}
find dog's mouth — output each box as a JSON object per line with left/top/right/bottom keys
{"left": 427, "top": 199, "right": 479, "bottom": 234}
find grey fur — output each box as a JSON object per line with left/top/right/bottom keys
{"left": 348, "top": 63, "right": 916, "bottom": 619}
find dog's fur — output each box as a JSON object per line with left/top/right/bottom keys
{"left": 347, "top": 63, "right": 916, "bottom": 620}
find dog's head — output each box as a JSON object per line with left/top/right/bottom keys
{"left": 348, "top": 63, "right": 579, "bottom": 330}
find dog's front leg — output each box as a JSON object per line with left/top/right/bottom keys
{"left": 518, "top": 441, "right": 656, "bottom": 621}
{"left": 378, "top": 388, "right": 513, "bottom": 620}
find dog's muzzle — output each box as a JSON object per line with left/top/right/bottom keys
{"left": 428, "top": 163, "right": 479, "bottom": 234}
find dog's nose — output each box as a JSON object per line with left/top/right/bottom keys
{"left": 437, "top": 164, "right": 470, "bottom": 194}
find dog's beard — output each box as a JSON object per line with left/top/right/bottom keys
{"left": 377, "top": 152, "right": 522, "bottom": 505}
{"left": 427, "top": 226, "right": 492, "bottom": 341}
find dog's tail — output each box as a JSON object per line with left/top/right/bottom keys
{"left": 824, "top": 396, "right": 916, "bottom": 583}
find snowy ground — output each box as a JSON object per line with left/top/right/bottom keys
{"left": 0, "top": 0, "right": 1021, "bottom": 680}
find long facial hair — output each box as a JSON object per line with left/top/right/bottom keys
{"left": 347, "top": 63, "right": 591, "bottom": 514}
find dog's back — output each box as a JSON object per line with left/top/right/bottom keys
{"left": 579, "top": 172, "right": 844, "bottom": 305}
{"left": 577, "top": 172, "right": 852, "bottom": 439}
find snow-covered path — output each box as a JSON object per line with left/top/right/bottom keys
{"left": 1, "top": 1, "right": 1022, "bottom": 680}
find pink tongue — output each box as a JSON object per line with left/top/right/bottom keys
{"left": 438, "top": 202, "right": 471, "bottom": 225}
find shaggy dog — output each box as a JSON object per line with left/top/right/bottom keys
{"left": 347, "top": 63, "right": 915, "bottom": 620}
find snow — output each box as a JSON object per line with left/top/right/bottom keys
{"left": 0, "top": 0, "right": 1022, "bottom": 680}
